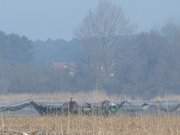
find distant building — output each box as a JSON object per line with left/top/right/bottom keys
{"left": 52, "top": 62, "right": 77, "bottom": 76}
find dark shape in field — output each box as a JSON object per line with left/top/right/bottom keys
{"left": 81, "top": 102, "right": 92, "bottom": 115}
{"left": 1, "top": 100, "right": 180, "bottom": 116}
{"left": 29, "top": 98, "right": 79, "bottom": 115}
{"left": 29, "top": 101, "right": 63, "bottom": 115}
{"left": 62, "top": 98, "right": 79, "bottom": 115}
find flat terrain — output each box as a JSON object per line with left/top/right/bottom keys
{"left": 0, "top": 115, "right": 180, "bottom": 135}
{"left": 0, "top": 93, "right": 180, "bottom": 134}
{"left": 0, "top": 92, "right": 126, "bottom": 104}
{"left": 0, "top": 93, "right": 180, "bottom": 104}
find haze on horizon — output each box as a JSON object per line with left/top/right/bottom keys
{"left": 0, "top": 0, "right": 179, "bottom": 40}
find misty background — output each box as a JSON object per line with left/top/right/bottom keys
{"left": 0, "top": 0, "right": 180, "bottom": 40}
{"left": 0, "top": 0, "right": 180, "bottom": 98}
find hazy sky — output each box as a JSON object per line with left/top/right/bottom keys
{"left": 0, "top": 0, "right": 179, "bottom": 40}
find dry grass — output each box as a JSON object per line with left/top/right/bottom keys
{"left": 1, "top": 92, "right": 180, "bottom": 105}
{"left": 0, "top": 91, "right": 130, "bottom": 104}
{"left": 0, "top": 115, "right": 180, "bottom": 135}
{"left": 1, "top": 93, "right": 180, "bottom": 134}
{"left": 154, "top": 95, "right": 180, "bottom": 102}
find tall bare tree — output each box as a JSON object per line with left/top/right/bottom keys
{"left": 76, "top": 0, "right": 132, "bottom": 90}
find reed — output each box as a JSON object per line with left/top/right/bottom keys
{"left": 0, "top": 115, "right": 180, "bottom": 135}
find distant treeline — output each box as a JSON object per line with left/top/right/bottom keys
{"left": 0, "top": 23, "right": 180, "bottom": 98}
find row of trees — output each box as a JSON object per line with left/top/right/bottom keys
{"left": 0, "top": 31, "right": 33, "bottom": 64}
{"left": 76, "top": 0, "right": 180, "bottom": 97}
{"left": 0, "top": 0, "right": 180, "bottom": 98}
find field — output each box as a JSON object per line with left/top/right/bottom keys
{"left": 1, "top": 93, "right": 180, "bottom": 135}
{"left": 0, "top": 115, "right": 180, "bottom": 135}
{"left": 0, "top": 92, "right": 126, "bottom": 104}
{"left": 0, "top": 92, "right": 180, "bottom": 104}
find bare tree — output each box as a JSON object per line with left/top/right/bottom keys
{"left": 76, "top": 0, "right": 132, "bottom": 90}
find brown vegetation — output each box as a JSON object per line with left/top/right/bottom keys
{"left": 0, "top": 115, "right": 180, "bottom": 135}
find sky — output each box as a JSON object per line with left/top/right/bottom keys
{"left": 0, "top": 0, "right": 179, "bottom": 41}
